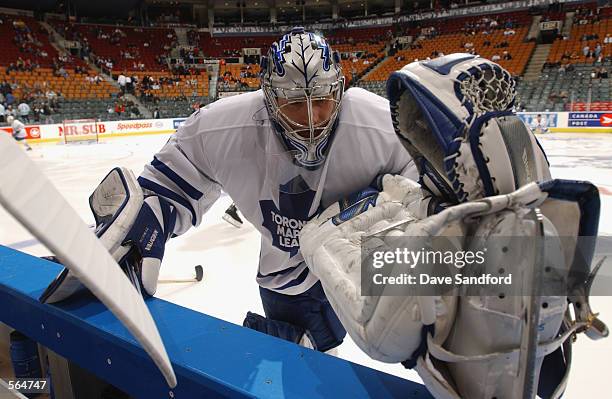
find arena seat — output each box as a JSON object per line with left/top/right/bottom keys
{"left": 363, "top": 28, "right": 533, "bottom": 85}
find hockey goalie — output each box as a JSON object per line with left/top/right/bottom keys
{"left": 299, "top": 54, "right": 609, "bottom": 399}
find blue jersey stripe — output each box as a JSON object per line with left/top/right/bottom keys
{"left": 151, "top": 156, "right": 204, "bottom": 201}
{"left": 273, "top": 266, "right": 310, "bottom": 291}
{"left": 138, "top": 177, "right": 197, "bottom": 226}
{"left": 257, "top": 264, "right": 301, "bottom": 278}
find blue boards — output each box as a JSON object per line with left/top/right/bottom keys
{"left": 0, "top": 245, "right": 432, "bottom": 399}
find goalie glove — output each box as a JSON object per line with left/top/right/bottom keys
{"left": 387, "top": 53, "right": 550, "bottom": 204}
{"left": 40, "top": 167, "right": 177, "bottom": 303}
{"left": 302, "top": 174, "right": 443, "bottom": 281}
{"left": 300, "top": 174, "right": 447, "bottom": 363}
{"left": 317, "top": 174, "right": 426, "bottom": 221}
{"left": 114, "top": 195, "right": 177, "bottom": 297}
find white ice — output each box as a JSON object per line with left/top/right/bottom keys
{"left": 0, "top": 132, "right": 611, "bottom": 397}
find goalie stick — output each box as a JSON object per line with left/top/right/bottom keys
{"left": 518, "top": 208, "right": 545, "bottom": 399}
{"left": 159, "top": 265, "right": 204, "bottom": 284}
{"left": 0, "top": 133, "right": 177, "bottom": 388}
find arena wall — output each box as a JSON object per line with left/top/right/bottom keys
{"left": 2, "top": 111, "right": 611, "bottom": 145}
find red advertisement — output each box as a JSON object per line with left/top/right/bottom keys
{"left": 58, "top": 122, "right": 106, "bottom": 136}
{"left": 0, "top": 125, "right": 41, "bottom": 139}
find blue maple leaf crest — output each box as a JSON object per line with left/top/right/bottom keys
{"left": 259, "top": 176, "right": 316, "bottom": 258}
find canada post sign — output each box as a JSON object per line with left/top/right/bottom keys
{"left": 568, "top": 113, "right": 612, "bottom": 127}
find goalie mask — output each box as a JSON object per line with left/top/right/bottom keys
{"left": 387, "top": 53, "right": 550, "bottom": 203}
{"left": 261, "top": 27, "right": 345, "bottom": 170}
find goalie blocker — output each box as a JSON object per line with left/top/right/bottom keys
{"left": 41, "top": 167, "right": 177, "bottom": 303}
{"left": 300, "top": 54, "right": 608, "bottom": 399}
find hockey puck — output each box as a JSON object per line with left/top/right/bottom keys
{"left": 195, "top": 265, "right": 204, "bottom": 282}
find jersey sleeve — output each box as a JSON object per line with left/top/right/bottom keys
{"left": 138, "top": 110, "right": 222, "bottom": 235}
{"left": 386, "top": 134, "right": 418, "bottom": 181}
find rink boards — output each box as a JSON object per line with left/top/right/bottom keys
{"left": 1, "top": 110, "right": 611, "bottom": 146}
{"left": 0, "top": 245, "right": 431, "bottom": 399}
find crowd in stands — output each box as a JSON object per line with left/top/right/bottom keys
{"left": 50, "top": 18, "right": 177, "bottom": 73}
{"left": 11, "top": 17, "right": 51, "bottom": 62}
{"left": 5, "top": 58, "right": 40, "bottom": 73}
{"left": 460, "top": 16, "right": 518, "bottom": 36}
{"left": 107, "top": 95, "right": 141, "bottom": 119}
{"left": 218, "top": 64, "right": 258, "bottom": 91}
{"left": 1, "top": 0, "right": 610, "bottom": 127}
{"left": 592, "top": 66, "right": 609, "bottom": 79}
{"left": 0, "top": 77, "right": 61, "bottom": 124}
{"left": 113, "top": 69, "right": 206, "bottom": 104}
{"left": 574, "top": 5, "right": 603, "bottom": 25}
{"left": 178, "top": 47, "right": 204, "bottom": 65}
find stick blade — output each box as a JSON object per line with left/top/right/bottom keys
{"left": 0, "top": 134, "right": 177, "bottom": 387}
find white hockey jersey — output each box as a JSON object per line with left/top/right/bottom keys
{"left": 140, "top": 88, "right": 417, "bottom": 295}
{"left": 11, "top": 119, "right": 26, "bottom": 139}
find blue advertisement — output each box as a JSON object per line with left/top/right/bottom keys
{"left": 517, "top": 112, "right": 558, "bottom": 133}
{"left": 173, "top": 118, "right": 187, "bottom": 129}
{"left": 568, "top": 112, "right": 612, "bottom": 127}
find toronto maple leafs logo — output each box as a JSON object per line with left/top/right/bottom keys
{"left": 259, "top": 176, "right": 316, "bottom": 258}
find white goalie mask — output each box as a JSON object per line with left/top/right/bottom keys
{"left": 261, "top": 27, "right": 345, "bottom": 170}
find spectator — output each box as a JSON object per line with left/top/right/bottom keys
{"left": 17, "top": 102, "right": 30, "bottom": 123}
{"left": 597, "top": 67, "right": 609, "bottom": 79}
{"left": 153, "top": 108, "right": 161, "bottom": 119}
{"left": 502, "top": 51, "right": 512, "bottom": 60}
{"left": 126, "top": 75, "right": 133, "bottom": 94}
{"left": 130, "top": 106, "right": 140, "bottom": 119}
{"left": 114, "top": 102, "right": 125, "bottom": 116}
{"left": 594, "top": 43, "right": 602, "bottom": 58}
{"left": 55, "top": 66, "right": 68, "bottom": 78}
{"left": 0, "top": 102, "right": 5, "bottom": 123}
{"left": 583, "top": 45, "right": 590, "bottom": 57}
{"left": 117, "top": 72, "right": 127, "bottom": 94}
{"left": 491, "top": 54, "right": 501, "bottom": 62}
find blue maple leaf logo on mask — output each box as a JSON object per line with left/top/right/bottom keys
{"left": 259, "top": 176, "right": 316, "bottom": 258}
